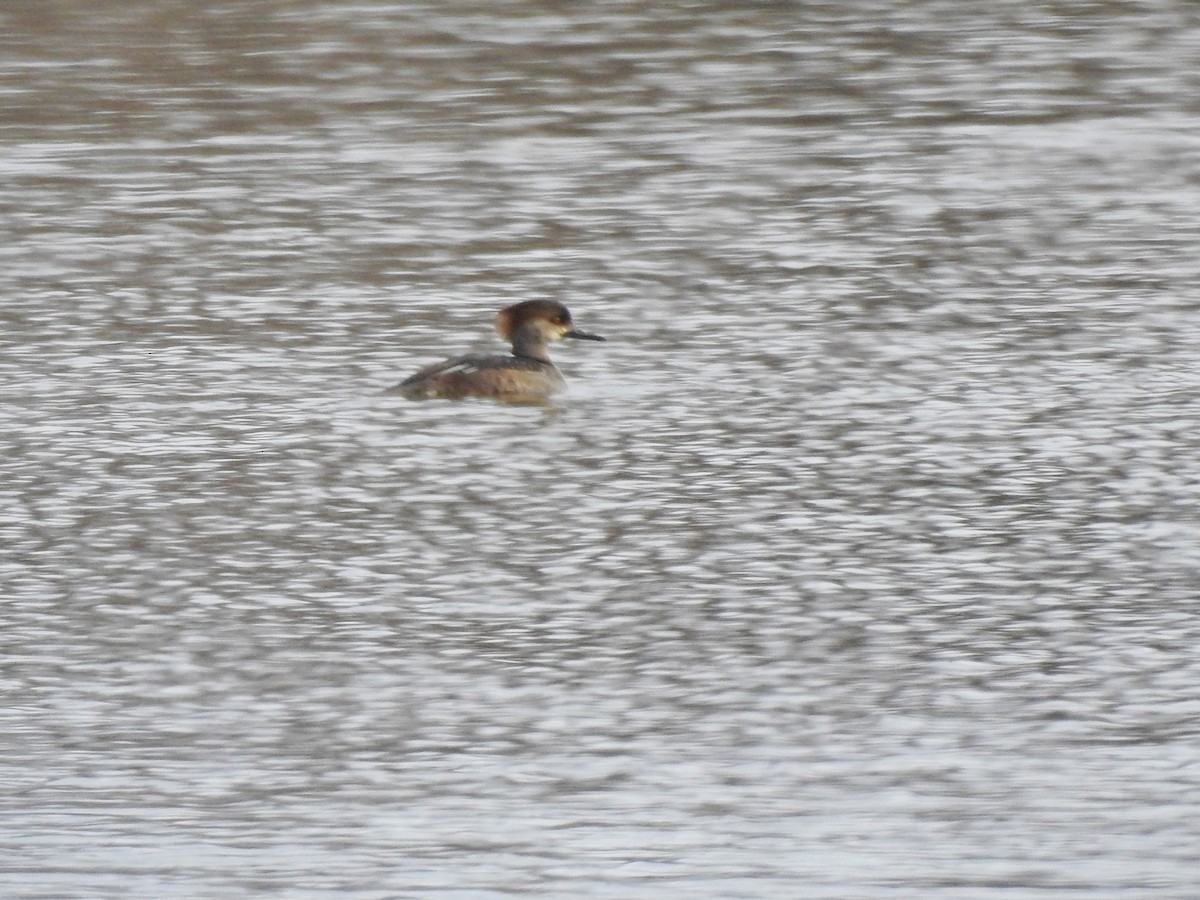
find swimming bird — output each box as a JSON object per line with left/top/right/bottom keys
{"left": 391, "top": 300, "right": 605, "bottom": 404}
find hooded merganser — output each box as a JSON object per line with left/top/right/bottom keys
{"left": 391, "top": 300, "right": 605, "bottom": 403}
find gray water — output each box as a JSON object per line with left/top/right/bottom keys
{"left": 3, "top": 1, "right": 1200, "bottom": 897}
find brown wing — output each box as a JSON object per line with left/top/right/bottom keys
{"left": 390, "top": 355, "right": 564, "bottom": 403}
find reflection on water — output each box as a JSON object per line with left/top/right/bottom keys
{"left": 3, "top": 1, "right": 1200, "bottom": 897}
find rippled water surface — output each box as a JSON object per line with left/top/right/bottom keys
{"left": 4, "top": 1, "right": 1200, "bottom": 897}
